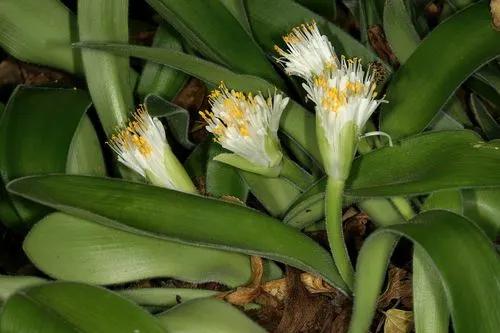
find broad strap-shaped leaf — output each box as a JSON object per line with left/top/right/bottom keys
{"left": 144, "top": 0, "right": 282, "bottom": 86}
{"left": 136, "top": 23, "right": 189, "bottom": 101}
{"left": 78, "top": 0, "right": 133, "bottom": 134}
{"left": 0, "top": 282, "right": 166, "bottom": 333}
{"left": 346, "top": 131, "right": 500, "bottom": 197}
{"left": 0, "top": 0, "right": 80, "bottom": 73}
{"left": 119, "top": 288, "right": 219, "bottom": 308}
{"left": 380, "top": 1, "right": 500, "bottom": 140}
{"left": 0, "top": 276, "right": 46, "bottom": 303}
{"left": 157, "top": 298, "right": 267, "bottom": 332}
{"left": 24, "top": 212, "right": 280, "bottom": 287}
{"left": 7, "top": 175, "right": 348, "bottom": 293}
{"left": 0, "top": 86, "right": 104, "bottom": 228}
{"left": 349, "top": 210, "right": 500, "bottom": 333}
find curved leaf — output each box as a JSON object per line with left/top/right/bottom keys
{"left": 383, "top": 0, "right": 420, "bottom": 63}
{"left": 144, "top": 0, "right": 282, "bottom": 86}
{"left": 0, "top": 276, "right": 46, "bottom": 303}
{"left": 0, "top": 0, "right": 80, "bottom": 73}
{"left": 78, "top": 0, "right": 133, "bottom": 134}
{"left": 380, "top": 1, "right": 500, "bottom": 140}
{"left": 349, "top": 210, "right": 500, "bottom": 333}
{"left": 7, "top": 175, "right": 348, "bottom": 293}
{"left": 0, "top": 86, "right": 103, "bottom": 228}
{"left": 24, "top": 212, "right": 274, "bottom": 287}
{"left": 119, "top": 288, "right": 219, "bottom": 308}
{"left": 463, "top": 188, "right": 500, "bottom": 239}
{"left": 157, "top": 298, "right": 266, "bottom": 332}
{"left": 346, "top": 131, "right": 500, "bottom": 197}
{"left": 136, "top": 24, "right": 189, "bottom": 100}
{"left": 0, "top": 282, "right": 166, "bottom": 333}
{"left": 144, "top": 94, "right": 195, "bottom": 149}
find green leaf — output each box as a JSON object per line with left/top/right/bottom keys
{"left": 7, "top": 175, "right": 348, "bottom": 293}
{"left": 119, "top": 288, "right": 219, "bottom": 308}
{"left": 245, "top": 0, "right": 390, "bottom": 74}
{"left": 383, "top": 0, "right": 420, "bottom": 63}
{"left": 346, "top": 131, "right": 500, "bottom": 197}
{"left": 0, "top": 86, "right": 104, "bottom": 229}
{"left": 380, "top": 1, "right": 500, "bottom": 140}
{"left": 349, "top": 210, "right": 500, "bottom": 333}
{"left": 144, "top": 0, "right": 282, "bottom": 86}
{"left": 157, "top": 298, "right": 266, "bottom": 333}
{"left": 0, "top": 0, "right": 80, "bottom": 74}
{"left": 422, "top": 190, "right": 463, "bottom": 214}
{"left": 0, "top": 282, "right": 166, "bottom": 333}
{"left": 294, "top": 0, "right": 336, "bottom": 18}
{"left": 24, "top": 212, "right": 274, "bottom": 287}
{"left": 470, "top": 94, "right": 500, "bottom": 140}
{"left": 136, "top": 23, "right": 189, "bottom": 101}
{"left": 463, "top": 188, "right": 500, "bottom": 239}
{"left": 0, "top": 276, "right": 46, "bottom": 303}
{"left": 206, "top": 143, "right": 249, "bottom": 201}
{"left": 218, "top": 0, "right": 254, "bottom": 36}
{"left": 78, "top": 0, "right": 133, "bottom": 135}
{"left": 240, "top": 171, "right": 302, "bottom": 217}
{"left": 144, "top": 94, "right": 195, "bottom": 149}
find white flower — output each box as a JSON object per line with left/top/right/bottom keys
{"left": 200, "top": 83, "right": 289, "bottom": 171}
{"left": 305, "top": 57, "right": 386, "bottom": 178}
{"left": 109, "top": 105, "right": 196, "bottom": 193}
{"left": 274, "top": 21, "right": 338, "bottom": 81}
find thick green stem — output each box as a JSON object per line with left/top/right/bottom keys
{"left": 325, "top": 178, "right": 354, "bottom": 289}
{"left": 280, "top": 155, "right": 315, "bottom": 190}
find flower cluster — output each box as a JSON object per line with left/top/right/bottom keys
{"left": 109, "top": 105, "right": 196, "bottom": 193}
{"left": 276, "top": 21, "right": 385, "bottom": 179}
{"left": 200, "top": 83, "right": 289, "bottom": 174}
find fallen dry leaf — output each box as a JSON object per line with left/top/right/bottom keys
{"left": 378, "top": 265, "right": 413, "bottom": 310}
{"left": 219, "top": 256, "right": 263, "bottom": 305}
{"left": 300, "top": 273, "right": 335, "bottom": 294}
{"left": 384, "top": 309, "right": 413, "bottom": 333}
{"left": 367, "top": 25, "right": 399, "bottom": 67}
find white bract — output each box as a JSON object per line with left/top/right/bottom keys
{"left": 200, "top": 83, "right": 289, "bottom": 172}
{"left": 274, "top": 21, "right": 337, "bottom": 81}
{"left": 109, "top": 105, "right": 196, "bottom": 192}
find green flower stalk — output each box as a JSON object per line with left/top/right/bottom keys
{"left": 277, "top": 22, "right": 386, "bottom": 289}
{"left": 200, "top": 83, "right": 311, "bottom": 189}
{"left": 108, "top": 105, "right": 197, "bottom": 194}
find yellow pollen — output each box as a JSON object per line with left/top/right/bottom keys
{"left": 239, "top": 125, "right": 249, "bottom": 137}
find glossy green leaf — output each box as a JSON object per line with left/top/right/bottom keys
{"left": 206, "top": 143, "right": 249, "bottom": 201}
{"left": 0, "top": 282, "right": 166, "bottom": 333}
{"left": 78, "top": 0, "right": 133, "bottom": 135}
{"left": 412, "top": 247, "right": 449, "bottom": 333}
{"left": 383, "top": 0, "right": 420, "bottom": 63}
{"left": 349, "top": 210, "right": 500, "bottom": 333}
{"left": 0, "top": 0, "right": 80, "bottom": 73}
{"left": 119, "top": 288, "right": 219, "bottom": 308}
{"left": 144, "top": 0, "right": 281, "bottom": 86}
{"left": 240, "top": 171, "right": 302, "bottom": 217}
{"left": 0, "top": 86, "right": 104, "bottom": 228}
{"left": 245, "top": 0, "right": 390, "bottom": 74}
{"left": 470, "top": 94, "right": 500, "bottom": 140}
{"left": 463, "top": 188, "right": 500, "bottom": 239}
{"left": 294, "top": 0, "right": 336, "bottom": 18}
{"left": 136, "top": 24, "right": 189, "bottom": 101}
{"left": 157, "top": 298, "right": 266, "bottom": 332}
{"left": 380, "top": 1, "right": 500, "bottom": 139}
{"left": 144, "top": 94, "right": 195, "bottom": 149}
{"left": 0, "top": 276, "right": 46, "bottom": 303}
{"left": 467, "top": 75, "right": 500, "bottom": 110}
{"left": 358, "top": 0, "right": 384, "bottom": 45}
{"left": 422, "top": 190, "right": 463, "bottom": 214}
{"left": 7, "top": 175, "right": 348, "bottom": 293}
{"left": 218, "top": 0, "right": 254, "bottom": 36}
{"left": 24, "top": 212, "right": 275, "bottom": 287}
{"left": 346, "top": 131, "right": 500, "bottom": 197}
